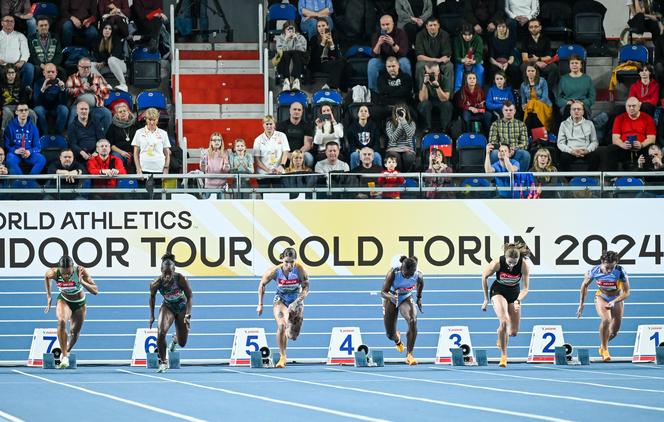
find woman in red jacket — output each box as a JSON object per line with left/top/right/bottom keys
{"left": 628, "top": 64, "right": 660, "bottom": 116}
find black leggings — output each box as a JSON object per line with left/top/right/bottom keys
{"left": 277, "top": 51, "right": 306, "bottom": 79}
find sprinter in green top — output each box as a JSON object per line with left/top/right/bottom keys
{"left": 44, "top": 255, "right": 99, "bottom": 369}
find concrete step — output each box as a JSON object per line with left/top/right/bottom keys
{"left": 180, "top": 59, "right": 261, "bottom": 74}
{"left": 182, "top": 103, "right": 264, "bottom": 119}
{"left": 175, "top": 42, "right": 259, "bottom": 51}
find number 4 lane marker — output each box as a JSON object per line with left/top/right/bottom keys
{"left": 118, "top": 369, "right": 387, "bottom": 422}
{"left": 13, "top": 370, "right": 204, "bottom": 422}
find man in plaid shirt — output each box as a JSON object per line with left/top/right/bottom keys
{"left": 65, "top": 57, "right": 112, "bottom": 132}
{"left": 488, "top": 100, "right": 530, "bottom": 172}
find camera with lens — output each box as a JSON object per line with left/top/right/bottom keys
{"left": 396, "top": 108, "right": 406, "bottom": 118}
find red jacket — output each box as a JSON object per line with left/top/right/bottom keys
{"left": 628, "top": 79, "right": 660, "bottom": 107}
{"left": 378, "top": 169, "right": 404, "bottom": 199}
{"left": 87, "top": 154, "right": 127, "bottom": 188}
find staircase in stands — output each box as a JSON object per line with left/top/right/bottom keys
{"left": 174, "top": 42, "right": 263, "bottom": 170}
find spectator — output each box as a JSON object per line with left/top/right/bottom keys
{"left": 351, "top": 146, "right": 383, "bottom": 199}
{"left": 283, "top": 149, "right": 316, "bottom": 197}
{"left": 228, "top": 138, "right": 253, "bottom": 174}
{"left": 105, "top": 101, "right": 138, "bottom": 169}
{"left": 254, "top": 115, "right": 290, "bottom": 183}
{"left": 277, "top": 102, "right": 314, "bottom": 168}
{"left": 484, "top": 142, "right": 519, "bottom": 198}
{"left": 627, "top": 0, "right": 663, "bottom": 36}
{"left": 28, "top": 17, "right": 65, "bottom": 81}
{"left": 3, "top": 102, "right": 45, "bottom": 175}
{"left": 468, "top": 0, "right": 507, "bottom": 34}
{"left": 628, "top": 64, "right": 659, "bottom": 116}
{"left": 453, "top": 24, "right": 484, "bottom": 92}
{"left": 98, "top": 0, "right": 131, "bottom": 39}
{"left": 557, "top": 101, "right": 599, "bottom": 171}
{"left": 505, "top": 0, "right": 539, "bottom": 34}
{"left": 520, "top": 17, "right": 558, "bottom": 90}
{"left": 417, "top": 61, "right": 453, "bottom": 133}
{"left": 68, "top": 101, "right": 105, "bottom": 162}
{"left": 486, "top": 71, "right": 516, "bottom": 122}
{"left": 346, "top": 105, "right": 383, "bottom": 170}
{"left": 298, "top": 0, "right": 334, "bottom": 40}
{"left": 456, "top": 72, "right": 488, "bottom": 133}
{"left": 274, "top": 20, "right": 307, "bottom": 92}
{"left": 0, "top": 14, "right": 34, "bottom": 89}
{"left": 314, "top": 141, "right": 350, "bottom": 173}
{"left": 488, "top": 18, "right": 521, "bottom": 87}
{"left": 34, "top": 63, "right": 69, "bottom": 135}
{"left": 637, "top": 144, "right": 664, "bottom": 172}
{"left": 424, "top": 147, "right": 454, "bottom": 199}
{"left": 385, "top": 104, "right": 417, "bottom": 172}
{"left": 86, "top": 138, "right": 127, "bottom": 189}
{"left": 0, "top": 146, "right": 7, "bottom": 177}
{"left": 488, "top": 101, "right": 530, "bottom": 171}
{"left": 199, "top": 132, "right": 230, "bottom": 190}
{"left": 60, "top": 0, "right": 99, "bottom": 50}
{"left": 313, "top": 104, "right": 343, "bottom": 160}
{"left": 555, "top": 56, "right": 595, "bottom": 119}
{"left": 92, "top": 23, "right": 128, "bottom": 92}
{"left": 1, "top": 0, "right": 35, "bottom": 37}
{"left": 434, "top": 0, "right": 473, "bottom": 34}
{"left": 600, "top": 97, "right": 656, "bottom": 172}
{"left": 377, "top": 155, "right": 405, "bottom": 199}
{"left": 308, "top": 18, "right": 346, "bottom": 91}
{"left": 520, "top": 64, "right": 553, "bottom": 131}
{"left": 132, "top": 107, "right": 171, "bottom": 183}
{"left": 396, "top": 0, "right": 433, "bottom": 46}
{"left": 368, "top": 14, "right": 411, "bottom": 92}
{"left": 130, "top": 0, "right": 165, "bottom": 53}
{"left": 66, "top": 57, "right": 112, "bottom": 132}
{"left": 376, "top": 56, "right": 414, "bottom": 109}
{"left": 1, "top": 64, "right": 35, "bottom": 131}
{"left": 529, "top": 147, "right": 558, "bottom": 198}
{"left": 414, "top": 17, "right": 454, "bottom": 93}
{"left": 47, "top": 148, "right": 85, "bottom": 193}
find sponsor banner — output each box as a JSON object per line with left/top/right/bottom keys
{"left": 1, "top": 199, "right": 663, "bottom": 276}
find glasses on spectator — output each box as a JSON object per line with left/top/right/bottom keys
{"left": 211, "top": 137, "right": 222, "bottom": 141}
{"left": 79, "top": 65, "right": 91, "bottom": 69}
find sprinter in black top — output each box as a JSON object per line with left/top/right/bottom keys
{"left": 481, "top": 242, "right": 531, "bottom": 368}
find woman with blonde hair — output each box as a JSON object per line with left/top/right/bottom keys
{"left": 283, "top": 149, "right": 315, "bottom": 198}
{"left": 199, "top": 132, "right": 230, "bottom": 189}
{"left": 132, "top": 108, "right": 171, "bottom": 188}
{"left": 530, "top": 148, "right": 559, "bottom": 198}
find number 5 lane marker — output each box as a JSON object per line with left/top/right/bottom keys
{"left": 13, "top": 370, "right": 205, "bottom": 422}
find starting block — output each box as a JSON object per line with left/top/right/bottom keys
{"left": 147, "top": 352, "right": 159, "bottom": 369}
{"left": 656, "top": 347, "right": 664, "bottom": 365}
{"left": 555, "top": 344, "right": 589, "bottom": 365}
{"left": 250, "top": 346, "right": 275, "bottom": 368}
{"left": 147, "top": 351, "right": 181, "bottom": 369}
{"left": 450, "top": 344, "right": 473, "bottom": 366}
{"left": 42, "top": 352, "right": 76, "bottom": 369}
{"left": 475, "top": 349, "right": 488, "bottom": 366}
{"left": 353, "top": 344, "right": 384, "bottom": 367}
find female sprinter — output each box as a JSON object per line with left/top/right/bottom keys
{"left": 44, "top": 255, "right": 99, "bottom": 369}
{"left": 149, "top": 253, "right": 193, "bottom": 373}
{"left": 577, "top": 250, "right": 630, "bottom": 362}
{"left": 381, "top": 256, "right": 424, "bottom": 365}
{"left": 257, "top": 247, "right": 310, "bottom": 368}
{"left": 481, "top": 242, "right": 531, "bottom": 367}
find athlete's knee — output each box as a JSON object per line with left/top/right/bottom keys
{"left": 178, "top": 338, "right": 187, "bottom": 347}
{"left": 407, "top": 319, "right": 417, "bottom": 330}
{"left": 508, "top": 329, "right": 518, "bottom": 337}
{"left": 158, "top": 329, "right": 169, "bottom": 339}
{"left": 498, "top": 319, "right": 508, "bottom": 330}
{"left": 276, "top": 322, "right": 287, "bottom": 332}
{"left": 57, "top": 318, "right": 67, "bottom": 329}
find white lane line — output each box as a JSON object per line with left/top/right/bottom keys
{"left": 437, "top": 366, "right": 664, "bottom": 394}
{"left": 330, "top": 368, "right": 664, "bottom": 413}
{"left": 118, "top": 369, "right": 387, "bottom": 422}
{"left": 222, "top": 368, "right": 569, "bottom": 422}
{"left": 0, "top": 409, "right": 24, "bottom": 422}
{"left": 12, "top": 370, "right": 205, "bottom": 422}
{"left": 542, "top": 366, "right": 664, "bottom": 380}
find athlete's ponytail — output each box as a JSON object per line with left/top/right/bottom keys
{"left": 400, "top": 256, "right": 418, "bottom": 273}
{"left": 504, "top": 242, "right": 530, "bottom": 259}
{"left": 600, "top": 250, "right": 619, "bottom": 263}
{"left": 58, "top": 255, "right": 74, "bottom": 269}
{"left": 280, "top": 247, "right": 297, "bottom": 260}
{"left": 161, "top": 252, "right": 176, "bottom": 262}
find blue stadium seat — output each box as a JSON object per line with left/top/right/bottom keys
{"left": 422, "top": 133, "right": 453, "bottom": 167}
{"left": 345, "top": 46, "right": 372, "bottom": 87}
{"left": 40, "top": 135, "right": 68, "bottom": 165}
{"left": 104, "top": 90, "right": 134, "bottom": 110}
{"left": 33, "top": 3, "right": 59, "bottom": 18}
{"left": 616, "top": 44, "right": 649, "bottom": 89}
{"left": 312, "top": 89, "right": 343, "bottom": 105}
{"left": 266, "top": 3, "right": 297, "bottom": 40}
{"left": 136, "top": 91, "right": 167, "bottom": 111}
{"left": 277, "top": 90, "right": 309, "bottom": 122}
{"left": 62, "top": 47, "right": 92, "bottom": 73}
{"left": 117, "top": 179, "right": 139, "bottom": 189}
{"left": 557, "top": 44, "right": 587, "bottom": 76}
{"left": 614, "top": 176, "right": 644, "bottom": 198}
{"left": 456, "top": 133, "right": 487, "bottom": 174}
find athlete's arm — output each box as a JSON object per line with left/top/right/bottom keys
{"left": 44, "top": 268, "right": 55, "bottom": 314}
{"left": 295, "top": 263, "right": 310, "bottom": 303}
{"left": 514, "top": 260, "right": 530, "bottom": 310}
{"left": 608, "top": 271, "right": 630, "bottom": 307}
{"left": 380, "top": 269, "right": 396, "bottom": 302}
{"left": 78, "top": 267, "right": 99, "bottom": 295}
{"left": 257, "top": 267, "right": 277, "bottom": 316}
{"left": 416, "top": 273, "right": 424, "bottom": 312}
{"left": 481, "top": 260, "right": 500, "bottom": 311}
{"left": 149, "top": 278, "right": 159, "bottom": 328}
{"left": 179, "top": 275, "right": 194, "bottom": 327}
{"left": 576, "top": 272, "right": 593, "bottom": 318}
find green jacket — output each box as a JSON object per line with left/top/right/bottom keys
{"left": 453, "top": 34, "right": 483, "bottom": 65}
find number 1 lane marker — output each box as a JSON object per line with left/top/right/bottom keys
{"left": 222, "top": 368, "right": 569, "bottom": 422}
{"left": 12, "top": 370, "right": 205, "bottom": 422}
{"left": 118, "top": 369, "right": 387, "bottom": 422}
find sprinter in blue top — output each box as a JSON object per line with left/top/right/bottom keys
{"left": 44, "top": 255, "right": 98, "bottom": 369}
{"left": 381, "top": 256, "right": 424, "bottom": 365}
{"left": 577, "top": 250, "right": 631, "bottom": 362}
{"left": 257, "top": 247, "right": 310, "bottom": 368}
{"left": 481, "top": 242, "right": 531, "bottom": 368}
{"left": 149, "top": 253, "right": 193, "bottom": 373}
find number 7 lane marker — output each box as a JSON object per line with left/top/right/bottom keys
{"left": 438, "top": 366, "right": 664, "bottom": 393}
{"left": 12, "top": 370, "right": 205, "bottom": 422}
{"left": 118, "top": 369, "right": 387, "bottom": 422}
{"left": 221, "top": 368, "right": 569, "bottom": 422}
